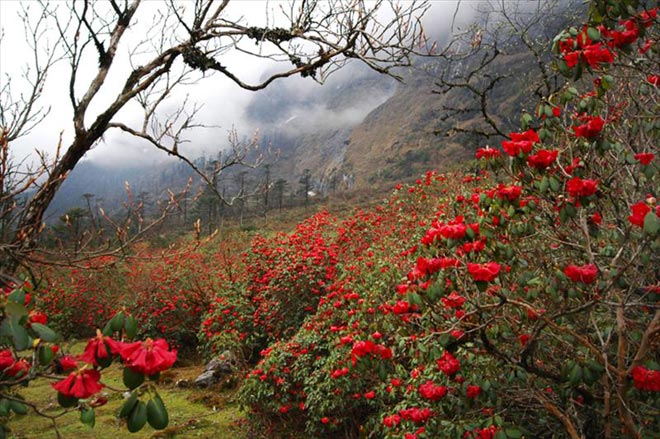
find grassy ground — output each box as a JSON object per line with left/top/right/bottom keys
{"left": 6, "top": 344, "right": 246, "bottom": 439}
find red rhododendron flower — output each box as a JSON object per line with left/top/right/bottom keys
{"left": 527, "top": 149, "right": 558, "bottom": 169}
{"left": 0, "top": 350, "right": 14, "bottom": 370}
{"left": 383, "top": 414, "right": 401, "bottom": 428}
{"left": 466, "top": 385, "right": 482, "bottom": 399}
{"left": 475, "top": 146, "right": 501, "bottom": 160}
{"left": 582, "top": 43, "right": 615, "bottom": 67}
{"left": 467, "top": 262, "right": 501, "bottom": 282}
{"left": 28, "top": 310, "right": 48, "bottom": 325}
{"left": 117, "top": 338, "right": 177, "bottom": 376}
{"left": 634, "top": 152, "right": 655, "bottom": 165}
{"left": 436, "top": 351, "right": 460, "bottom": 376}
{"left": 501, "top": 129, "right": 540, "bottom": 156}
{"left": 58, "top": 355, "right": 79, "bottom": 372}
{"left": 5, "top": 358, "right": 30, "bottom": 378}
{"left": 590, "top": 211, "right": 602, "bottom": 225}
{"left": 564, "top": 263, "right": 598, "bottom": 284}
{"left": 572, "top": 116, "right": 605, "bottom": 138}
{"left": 441, "top": 291, "right": 465, "bottom": 309}
{"left": 79, "top": 330, "right": 122, "bottom": 366}
{"left": 632, "top": 366, "right": 660, "bottom": 392}
{"left": 638, "top": 8, "right": 658, "bottom": 27}
{"left": 418, "top": 380, "right": 448, "bottom": 401}
{"left": 628, "top": 201, "right": 651, "bottom": 227}
{"left": 648, "top": 75, "right": 660, "bottom": 86}
{"left": 608, "top": 20, "right": 639, "bottom": 47}
{"left": 399, "top": 407, "right": 432, "bottom": 424}
{"left": 52, "top": 368, "right": 104, "bottom": 399}
{"left": 566, "top": 177, "right": 598, "bottom": 198}
{"left": 496, "top": 184, "right": 522, "bottom": 201}
{"left": 392, "top": 300, "right": 411, "bottom": 315}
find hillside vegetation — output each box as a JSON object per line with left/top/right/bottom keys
{"left": 1, "top": 1, "right": 659, "bottom": 438}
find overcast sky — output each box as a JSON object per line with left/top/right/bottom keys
{"left": 0, "top": 0, "right": 470, "bottom": 168}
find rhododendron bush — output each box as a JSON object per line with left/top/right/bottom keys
{"left": 233, "top": 2, "right": 660, "bottom": 438}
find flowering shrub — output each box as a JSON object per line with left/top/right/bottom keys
{"left": 0, "top": 283, "right": 176, "bottom": 435}
{"left": 237, "top": 1, "right": 660, "bottom": 437}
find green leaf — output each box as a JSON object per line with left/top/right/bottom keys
{"left": 5, "top": 301, "right": 28, "bottom": 317}
{"left": 31, "top": 323, "right": 59, "bottom": 342}
{"left": 3, "top": 316, "right": 30, "bottom": 351}
{"left": 8, "top": 288, "right": 26, "bottom": 304}
{"left": 123, "top": 367, "right": 145, "bottom": 390}
{"left": 57, "top": 392, "right": 79, "bottom": 408}
{"left": 505, "top": 428, "right": 524, "bottom": 438}
{"left": 124, "top": 315, "right": 138, "bottom": 340}
{"left": 81, "top": 408, "right": 95, "bottom": 427}
{"left": 643, "top": 211, "right": 659, "bottom": 236}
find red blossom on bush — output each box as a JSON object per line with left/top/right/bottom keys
{"left": 628, "top": 201, "right": 651, "bottom": 227}
{"left": 634, "top": 153, "right": 655, "bottom": 165}
{"left": 564, "top": 263, "right": 598, "bottom": 284}
{"left": 572, "top": 115, "right": 605, "bottom": 138}
{"left": 501, "top": 129, "right": 540, "bottom": 156}
{"left": 496, "top": 184, "right": 522, "bottom": 201}
{"left": 52, "top": 368, "right": 104, "bottom": 399}
{"left": 466, "top": 385, "right": 482, "bottom": 399}
{"left": 418, "top": 380, "right": 448, "bottom": 401}
{"left": 436, "top": 351, "right": 460, "bottom": 376}
{"left": 631, "top": 366, "right": 660, "bottom": 392}
{"left": 117, "top": 338, "right": 177, "bottom": 376}
{"left": 467, "top": 262, "right": 501, "bottom": 282}
{"left": 0, "top": 350, "right": 14, "bottom": 371}
{"left": 527, "top": 149, "right": 559, "bottom": 170}
{"left": 79, "top": 330, "right": 122, "bottom": 366}
{"left": 566, "top": 177, "right": 598, "bottom": 198}
{"left": 475, "top": 146, "right": 502, "bottom": 160}
{"left": 383, "top": 414, "right": 401, "bottom": 428}
{"left": 399, "top": 407, "right": 433, "bottom": 424}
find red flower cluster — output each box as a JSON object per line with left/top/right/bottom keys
{"left": 566, "top": 177, "right": 598, "bottom": 198}
{"left": 436, "top": 351, "right": 460, "bottom": 376}
{"left": 632, "top": 366, "right": 660, "bottom": 392}
{"left": 475, "top": 146, "right": 502, "bottom": 160}
{"left": 350, "top": 340, "right": 392, "bottom": 366}
{"left": 52, "top": 368, "right": 104, "bottom": 399}
{"left": 634, "top": 153, "right": 655, "bottom": 165}
{"left": 383, "top": 414, "right": 401, "bottom": 428}
{"left": 564, "top": 263, "right": 598, "bottom": 284}
{"left": 79, "top": 330, "right": 122, "bottom": 366}
{"left": 467, "top": 262, "right": 501, "bottom": 282}
{"left": 118, "top": 338, "right": 177, "bottom": 376}
{"left": 501, "top": 129, "right": 540, "bottom": 156}
{"left": 527, "top": 149, "right": 559, "bottom": 170}
{"left": 418, "top": 380, "right": 448, "bottom": 401}
{"left": 399, "top": 407, "right": 432, "bottom": 424}
{"left": 496, "top": 184, "right": 522, "bottom": 201}
{"left": 572, "top": 115, "right": 605, "bottom": 139}
{"left": 628, "top": 201, "right": 659, "bottom": 227}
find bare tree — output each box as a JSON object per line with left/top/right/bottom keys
{"left": 432, "top": 0, "right": 581, "bottom": 140}
{"left": 0, "top": 0, "right": 430, "bottom": 276}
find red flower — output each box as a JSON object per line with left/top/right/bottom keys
{"left": 632, "top": 366, "right": 660, "bottom": 392}
{"left": 383, "top": 414, "right": 401, "bottom": 428}
{"left": 392, "top": 300, "right": 411, "bottom": 315}
{"left": 466, "top": 385, "right": 482, "bottom": 399}
{"left": 52, "top": 368, "right": 104, "bottom": 399}
{"left": 496, "top": 184, "right": 522, "bottom": 201}
{"left": 475, "top": 146, "right": 501, "bottom": 160}
{"left": 0, "top": 350, "right": 14, "bottom": 371}
{"left": 628, "top": 201, "right": 651, "bottom": 227}
{"left": 502, "top": 129, "right": 540, "bottom": 156}
{"left": 467, "top": 262, "right": 501, "bottom": 282}
{"left": 28, "top": 310, "right": 48, "bottom": 325}
{"left": 418, "top": 380, "right": 447, "bottom": 401}
{"left": 582, "top": 43, "right": 615, "bottom": 67}
{"left": 608, "top": 20, "right": 639, "bottom": 47}
{"left": 634, "top": 153, "right": 655, "bottom": 165}
{"left": 441, "top": 291, "right": 465, "bottom": 309}
{"left": 527, "top": 149, "right": 558, "bottom": 170}
{"left": 399, "top": 407, "right": 432, "bottom": 424}
{"left": 564, "top": 263, "right": 598, "bottom": 284}
{"left": 79, "top": 330, "right": 122, "bottom": 366}
{"left": 117, "top": 338, "right": 177, "bottom": 376}
{"left": 436, "top": 351, "right": 460, "bottom": 376}
{"left": 58, "top": 355, "right": 79, "bottom": 372}
{"left": 363, "top": 390, "right": 376, "bottom": 399}
{"left": 572, "top": 116, "right": 605, "bottom": 139}
{"left": 566, "top": 177, "right": 598, "bottom": 198}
